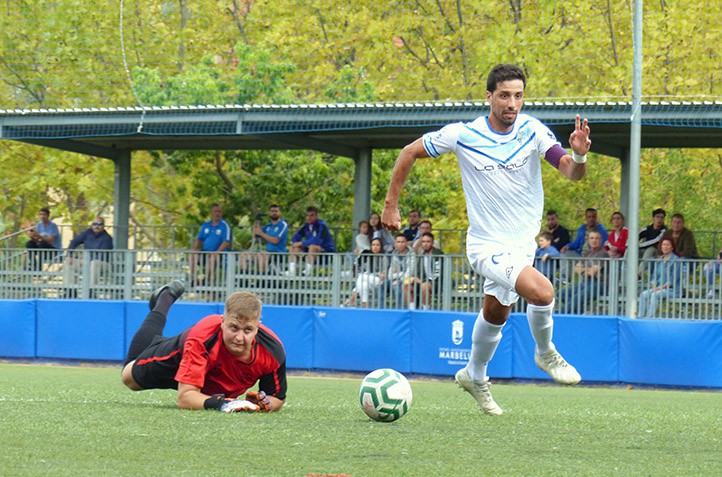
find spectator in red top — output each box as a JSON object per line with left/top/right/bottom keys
{"left": 121, "top": 281, "right": 286, "bottom": 412}
{"left": 604, "top": 211, "right": 629, "bottom": 258}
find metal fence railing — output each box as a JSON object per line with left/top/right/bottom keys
{"left": 1, "top": 248, "right": 719, "bottom": 320}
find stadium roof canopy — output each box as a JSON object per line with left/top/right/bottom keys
{"left": 2, "top": 100, "right": 722, "bottom": 247}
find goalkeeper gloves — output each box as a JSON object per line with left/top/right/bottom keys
{"left": 203, "top": 394, "right": 261, "bottom": 413}
{"left": 245, "top": 391, "right": 273, "bottom": 412}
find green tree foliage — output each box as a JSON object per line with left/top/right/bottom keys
{"left": 1, "top": 0, "right": 721, "bottom": 253}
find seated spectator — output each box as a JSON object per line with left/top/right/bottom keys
{"left": 703, "top": 246, "right": 722, "bottom": 299}
{"left": 402, "top": 209, "right": 421, "bottom": 242}
{"left": 248, "top": 204, "right": 289, "bottom": 274}
{"left": 287, "top": 206, "right": 336, "bottom": 276}
{"left": 354, "top": 220, "right": 371, "bottom": 254}
{"left": 404, "top": 232, "right": 443, "bottom": 310}
{"left": 545, "top": 210, "right": 571, "bottom": 251}
{"left": 189, "top": 203, "right": 231, "bottom": 286}
{"left": 25, "top": 207, "right": 61, "bottom": 270}
{"left": 354, "top": 238, "right": 389, "bottom": 308}
{"left": 62, "top": 217, "right": 114, "bottom": 298}
{"left": 638, "top": 237, "right": 683, "bottom": 318}
{"left": 661, "top": 213, "right": 699, "bottom": 258}
{"left": 604, "top": 211, "right": 628, "bottom": 258}
{"left": 385, "top": 233, "right": 416, "bottom": 307}
{"left": 534, "top": 231, "right": 560, "bottom": 282}
{"left": 560, "top": 208, "right": 609, "bottom": 257}
{"left": 412, "top": 220, "right": 442, "bottom": 254}
{"left": 369, "top": 212, "right": 394, "bottom": 253}
{"left": 560, "top": 231, "right": 609, "bottom": 314}
{"left": 639, "top": 208, "right": 667, "bottom": 260}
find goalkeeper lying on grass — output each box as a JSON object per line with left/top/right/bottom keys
{"left": 121, "top": 281, "right": 286, "bottom": 412}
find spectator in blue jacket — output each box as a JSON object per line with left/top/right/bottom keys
{"left": 189, "top": 203, "right": 231, "bottom": 286}
{"left": 62, "top": 216, "right": 114, "bottom": 298}
{"left": 560, "top": 208, "right": 608, "bottom": 256}
{"left": 287, "top": 206, "right": 336, "bottom": 276}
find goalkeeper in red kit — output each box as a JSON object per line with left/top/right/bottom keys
{"left": 121, "top": 281, "right": 286, "bottom": 412}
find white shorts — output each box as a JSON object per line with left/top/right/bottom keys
{"left": 466, "top": 235, "right": 536, "bottom": 306}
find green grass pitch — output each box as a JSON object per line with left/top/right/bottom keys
{"left": 0, "top": 363, "right": 720, "bottom": 476}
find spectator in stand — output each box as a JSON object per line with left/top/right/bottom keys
{"left": 402, "top": 209, "right": 422, "bottom": 242}
{"left": 639, "top": 208, "right": 667, "bottom": 261}
{"left": 190, "top": 204, "right": 231, "bottom": 286}
{"left": 386, "top": 233, "right": 416, "bottom": 307}
{"left": 560, "top": 231, "right": 609, "bottom": 314}
{"left": 637, "top": 237, "right": 683, "bottom": 318}
{"left": 287, "top": 206, "right": 336, "bottom": 276}
{"left": 545, "top": 210, "right": 571, "bottom": 251}
{"left": 354, "top": 237, "right": 389, "bottom": 308}
{"left": 368, "top": 212, "right": 395, "bottom": 253}
{"left": 62, "top": 216, "right": 114, "bottom": 298}
{"left": 251, "top": 204, "right": 289, "bottom": 273}
{"left": 354, "top": 220, "right": 371, "bottom": 254}
{"left": 412, "top": 220, "right": 442, "bottom": 254}
{"left": 661, "top": 214, "right": 699, "bottom": 259}
{"left": 604, "top": 211, "right": 628, "bottom": 258}
{"left": 560, "top": 208, "right": 608, "bottom": 257}
{"left": 404, "top": 232, "right": 443, "bottom": 310}
{"left": 703, "top": 246, "right": 722, "bottom": 299}
{"left": 25, "top": 207, "right": 61, "bottom": 271}
{"left": 535, "top": 231, "right": 560, "bottom": 281}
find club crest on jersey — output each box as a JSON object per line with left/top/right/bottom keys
{"left": 506, "top": 266, "right": 513, "bottom": 279}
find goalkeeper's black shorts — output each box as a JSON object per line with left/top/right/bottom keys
{"left": 131, "top": 334, "right": 183, "bottom": 390}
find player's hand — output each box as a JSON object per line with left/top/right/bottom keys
{"left": 245, "top": 391, "right": 273, "bottom": 412}
{"left": 569, "top": 114, "right": 591, "bottom": 156}
{"left": 220, "top": 399, "right": 261, "bottom": 413}
{"left": 382, "top": 205, "right": 401, "bottom": 231}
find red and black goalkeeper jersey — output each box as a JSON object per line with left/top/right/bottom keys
{"left": 173, "top": 315, "right": 287, "bottom": 399}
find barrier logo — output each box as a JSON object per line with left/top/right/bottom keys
{"left": 452, "top": 319, "right": 464, "bottom": 345}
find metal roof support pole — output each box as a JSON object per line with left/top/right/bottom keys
{"left": 624, "top": 0, "right": 643, "bottom": 318}
{"left": 353, "top": 147, "right": 372, "bottom": 235}
{"left": 113, "top": 150, "right": 131, "bottom": 250}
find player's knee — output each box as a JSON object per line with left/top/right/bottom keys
{"left": 121, "top": 363, "right": 142, "bottom": 391}
{"left": 527, "top": 281, "right": 554, "bottom": 306}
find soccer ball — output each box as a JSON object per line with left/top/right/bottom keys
{"left": 358, "top": 368, "right": 413, "bottom": 422}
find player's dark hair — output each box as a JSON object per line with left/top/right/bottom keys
{"left": 306, "top": 206, "right": 319, "bottom": 214}
{"left": 546, "top": 210, "right": 558, "bottom": 217}
{"left": 652, "top": 208, "right": 666, "bottom": 217}
{"left": 487, "top": 64, "right": 526, "bottom": 93}
{"left": 39, "top": 207, "right": 50, "bottom": 215}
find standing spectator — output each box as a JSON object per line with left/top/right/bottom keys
{"left": 190, "top": 203, "right": 231, "bottom": 286}
{"left": 383, "top": 64, "right": 590, "bottom": 415}
{"left": 402, "top": 209, "right": 422, "bottom": 242}
{"left": 545, "top": 210, "right": 571, "bottom": 251}
{"left": 661, "top": 214, "right": 699, "bottom": 258}
{"left": 561, "top": 208, "right": 609, "bottom": 256}
{"left": 412, "top": 220, "right": 441, "bottom": 254}
{"left": 404, "top": 232, "right": 443, "bottom": 310}
{"left": 639, "top": 208, "right": 667, "bottom": 260}
{"left": 604, "top": 211, "right": 629, "bottom": 258}
{"left": 25, "top": 207, "right": 61, "bottom": 270}
{"left": 560, "top": 231, "right": 609, "bottom": 314}
{"left": 62, "top": 216, "right": 114, "bottom": 298}
{"left": 252, "top": 204, "right": 289, "bottom": 273}
{"left": 386, "top": 233, "right": 416, "bottom": 307}
{"left": 703, "top": 246, "right": 722, "bottom": 299}
{"left": 354, "top": 238, "right": 389, "bottom": 308}
{"left": 637, "top": 237, "right": 683, "bottom": 318}
{"left": 534, "top": 232, "right": 560, "bottom": 282}
{"left": 353, "top": 220, "right": 372, "bottom": 254}
{"left": 368, "top": 212, "right": 394, "bottom": 253}
{"left": 287, "top": 206, "right": 336, "bottom": 276}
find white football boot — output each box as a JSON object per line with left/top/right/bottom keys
{"left": 534, "top": 349, "right": 582, "bottom": 385}
{"left": 455, "top": 368, "right": 503, "bottom": 416}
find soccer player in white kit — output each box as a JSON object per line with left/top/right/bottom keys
{"left": 382, "top": 64, "right": 591, "bottom": 415}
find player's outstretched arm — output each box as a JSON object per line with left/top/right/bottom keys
{"left": 177, "top": 382, "right": 260, "bottom": 412}
{"left": 558, "top": 114, "right": 591, "bottom": 181}
{"left": 382, "top": 138, "right": 429, "bottom": 231}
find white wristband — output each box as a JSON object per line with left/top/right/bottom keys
{"left": 572, "top": 152, "right": 587, "bottom": 164}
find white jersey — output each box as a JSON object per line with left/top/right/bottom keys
{"left": 422, "top": 113, "right": 561, "bottom": 245}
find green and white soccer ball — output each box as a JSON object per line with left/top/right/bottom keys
{"left": 359, "top": 368, "right": 413, "bottom": 422}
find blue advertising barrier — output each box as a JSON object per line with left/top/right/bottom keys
{"left": 0, "top": 299, "right": 720, "bottom": 388}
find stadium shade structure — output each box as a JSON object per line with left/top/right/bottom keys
{"left": 1, "top": 100, "right": 722, "bottom": 248}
